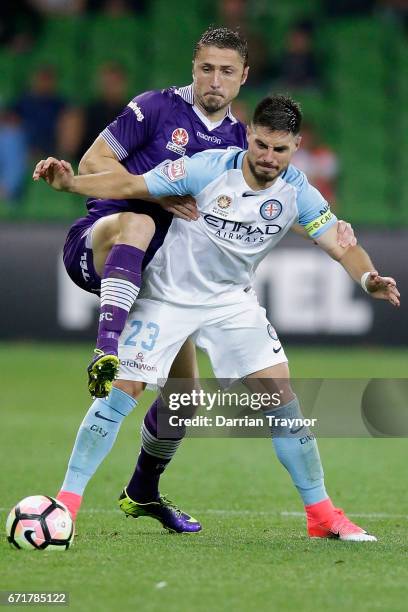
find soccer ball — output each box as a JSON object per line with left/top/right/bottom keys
{"left": 6, "top": 495, "right": 74, "bottom": 551}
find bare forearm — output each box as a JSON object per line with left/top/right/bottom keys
{"left": 315, "top": 227, "right": 399, "bottom": 305}
{"left": 78, "top": 153, "right": 128, "bottom": 175}
{"left": 68, "top": 171, "right": 149, "bottom": 200}
{"left": 78, "top": 136, "right": 129, "bottom": 175}
{"left": 78, "top": 152, "right": 156, "bottom": 200}
{"left": 338, "top": 245, "right": 376, "bottom": 282}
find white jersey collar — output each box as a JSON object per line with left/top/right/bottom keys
{"left": 192, "top": 105, "right": 224, "bottom": 131}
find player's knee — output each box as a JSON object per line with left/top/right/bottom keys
{"left": 113, "top": 379, "right": 145, "bottom": 401}
{"left": 117, "top": 212, "right": 156, "bottom": 249}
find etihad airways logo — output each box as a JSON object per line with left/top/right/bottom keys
{"left": 203, "top": 214, "right": 281, "bottom": 243}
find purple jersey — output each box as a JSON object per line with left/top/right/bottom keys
{"left": 64, "top": 84, "right": 246, "bottom": 292}
{"left": 87, "top": 84, "right": 246, "bottom": 220}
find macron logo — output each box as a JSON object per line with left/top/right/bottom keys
{"left": 128, "top": 101, "right": 144, "bottom": 122}
{"left": 197, "top": 131, "right": 221, "bottom": 145}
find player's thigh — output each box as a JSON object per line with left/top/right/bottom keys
{"left": 197, "top": 300, "right": 288, "bottom": 383}
{"left": 168, "top": 338, "right": 199, "bottom": 379}
{"left": 160, "top": 338, "right": 200, "bottom": 413}
{"left": 91, "top": 212, "right": 156, "bottom": 276}
{"left": 117, "top": 300, "right": 196, "bottom": 386}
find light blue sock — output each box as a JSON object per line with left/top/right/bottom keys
{"left": 265, "top": 397, "right": 328, "bottom": 506}
{"left": 61, "top": 387, "right": 137, "bottom": 495}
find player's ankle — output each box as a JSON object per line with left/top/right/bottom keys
{"left": 56, "top": 491, "right": 82, "bottom": 521}
{"left": 305, "top": 497, "right": 335, "bottom": 522}
{"left": 125, "top": 482, "right": 159, "bottom": 504}
{"left": 95, "top": 333, "right": 120, "bottom": 355}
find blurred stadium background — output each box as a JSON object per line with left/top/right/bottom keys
{"left": 0, "top": 0, "right": 407, "bottom": 346}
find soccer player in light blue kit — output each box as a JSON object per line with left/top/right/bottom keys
{"left": 36, "top": 95, "right": 400, "bottom": 541}
{"left": 34, "top": 27, "right": 356, "bottom": 527}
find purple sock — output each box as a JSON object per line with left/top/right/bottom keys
{"left": 126, "top": 399, "right": 185, "bottom": 502}
{"left": 97, "top": 244, "right": 144, "bottom": 354}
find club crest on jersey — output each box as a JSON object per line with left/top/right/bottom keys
{"left": 217, "top": 195, "right": 232, "bottom": 209}
{"left": 166, "top": 128, "right": 189, "bottom": 155}
{"left": 160, "top": 158, "right": 186, "bottom": 182}
{"left": 267, "top": 324, "right": 279, "bottom": 340}
{"left": 260, "top": 199, "right": 282, "bottom": 221}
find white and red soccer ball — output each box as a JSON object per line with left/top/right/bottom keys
{"left": 6, "top": 495, "right": 74, "bottom": 551}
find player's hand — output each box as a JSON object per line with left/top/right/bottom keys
{"left": 336, "top": 220, "right": 357, "bottom": 248}
{"left": 159, "top": 195, "right": 199, "bottom": 221}
{"left": 33, "top": 157, "right": 74, "bottom": 191}
{"left": 365, "top": 271, "right": 400, "bottom": 307}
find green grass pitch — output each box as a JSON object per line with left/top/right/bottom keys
{"left": 1, "top": 343, "right": 407, "bottom": 612}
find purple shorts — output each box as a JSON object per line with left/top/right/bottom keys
{"left": 63, "top": 217, "right": 101, "bottom": 295}
{"left": 63, "top": 207, "right": 172, "bottom": 296}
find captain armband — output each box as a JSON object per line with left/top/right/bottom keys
{"left": 305, "top": 210, "right": 334, "bottom": 237}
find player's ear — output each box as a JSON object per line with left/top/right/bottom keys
{"left": 294, "top": 134, "right": 302, "bottom": 151}
{"left": 241, "top": 65, "right": 249, "bottom": 85}
{"left": 246, "top": 124, "right": 252, "bottom": 140}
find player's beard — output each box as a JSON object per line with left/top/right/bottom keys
{"left": 247, "top": 156, "right": 284, "bottom": 187}
{"left": 197, "top": 93, "right": 227, "bottom": 115}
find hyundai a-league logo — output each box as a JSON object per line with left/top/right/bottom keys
{"left": 166, "top": 128, "right": 189, "bottom": 155}
{"left": 172, "top": 128, "right": 189, "bottom": 147}
{"left": 260, "top": 199, "right": 282, "bottom": 221}
{"left": 217, "top": 195, "right": 232, "bottom": 209}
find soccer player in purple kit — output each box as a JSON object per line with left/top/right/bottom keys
{"left": 34, "top": 27, "right": 356, "bottom": 529}
{"left": 64, "top": 28, "right": 249, "bottom": 401}
{"left": 35, "top": 26, "right": 249, "bottom": 522}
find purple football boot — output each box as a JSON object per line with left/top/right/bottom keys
{"left": 118, "top": 489, "right": 202, "bottom": 533}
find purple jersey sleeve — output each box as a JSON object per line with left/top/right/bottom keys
{"left": 100, "top": 90, "right": 171, "bottom": 161}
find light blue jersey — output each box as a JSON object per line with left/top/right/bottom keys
{"left": 141, "top": 148, "right": 337, "bottom": 306}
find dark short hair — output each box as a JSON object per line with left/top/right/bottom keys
{"left": 193, "top": 26, "right": 248, "bottom": 66}
{"left": 253, "top": 95, "right": 302, "bottom": 134}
